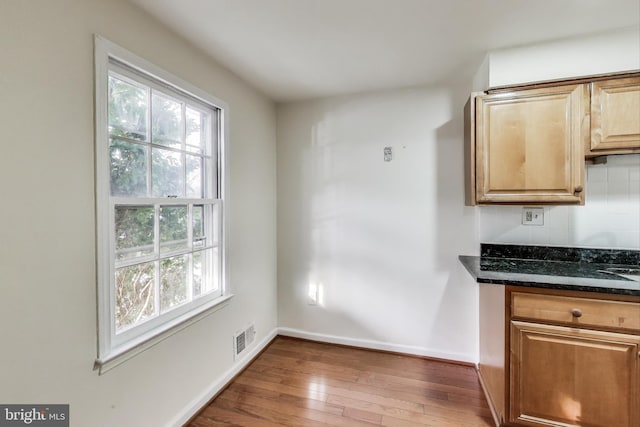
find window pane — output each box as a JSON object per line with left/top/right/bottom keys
{"left": 186, "top": 155, "right": 203, "bottom": 198}
{"left": 152, "top": 92, "right": 182, "bottom": 148}
{"left": 193, "top": 249, "right": 216, "bottom": 297}
{"left": 212, "top": 203, "right": 220, "bottom": 246}
{"left": 186, "top": 107, "right": 203, "bottom": 153}
{"left": 192, "top": 251, "right": 203, "bottom": 297}
{"left": 115, "top": 206, "right": 154, "bottom": 260}
{"left": 160, "top": 205, "right": 188, "bottom": 253}
{"left": 152, "top": 148, "right": 184, "bottom": 197}
{"left": 202, "top": 248, "right": 218, "bottom": 295}
{"left": 108, "top": 76, "right": 147, "bottom": 141}
{"left": 160, "top": 255, "right": 189, "bottom": 312}
{"left": 115, "top": 261, "right": 155, "bottom": 332}
{"left": 110, "top": 138, "right": 148, "bottom": 197}
{"left": 192, "top": 205, "right": 205, "bottom": 248}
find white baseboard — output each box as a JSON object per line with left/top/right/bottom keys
{"left": 277, "top": 327, "right": 478, "bottom": 364}
{"left": 166, "top": 327, "right": 278, "bottom": 427}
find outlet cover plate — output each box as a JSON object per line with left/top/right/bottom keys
{"left": 522, "top": 207, "right": 544, "bottom": 226}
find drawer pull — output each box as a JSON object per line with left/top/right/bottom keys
{"left": 571, "top": 308, "right": 583, "bottom": 318}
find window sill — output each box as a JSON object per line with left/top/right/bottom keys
{"left": 94, "top": 294, "right": 233, "bottom": 375}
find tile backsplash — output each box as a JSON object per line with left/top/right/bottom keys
{"left": 479, "top": 154, "right": 640, "bottom": 249}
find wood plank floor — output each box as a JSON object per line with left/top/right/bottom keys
{"left": 187, "top": 336, "right": 494, "bottom": 427}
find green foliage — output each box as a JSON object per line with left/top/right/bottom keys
{"left": 108, "top": 73, "right": 213, "bottom": 331}
{"left": 115, "top": 262, "right": 155, "bottom": 331}
{"left": 159, "top": 205, "right": 188, "bottom": 253}
{"left": 160, "top": 255, "right": 188, "bottom": 312}
{"left": 110, "top": 139, "right": 147, "bottom": 197}
{"left": 108, "top": 76, "right": 147, "bottom": 141}
{"left": 152, "top": 93, "right": 181, "bottom": 145}
{"left": 152, "top": 148, "right": 184, "bottom": 197}
{"left": 115, "top": 207, "right": 154, "bottom": 258}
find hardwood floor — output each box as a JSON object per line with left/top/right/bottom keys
{"left": 187, "top": 336, "right": 494, "bottom": 426}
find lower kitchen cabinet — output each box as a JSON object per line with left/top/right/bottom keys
{"left": 509, "top": 321, "right": 639, "bottom": 427}
{"left": 478, "top": 285, "right": 640, "bottom": 427}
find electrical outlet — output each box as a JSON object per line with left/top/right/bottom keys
{"left": 522, "top": 207, "right": 544, "bottom": 226}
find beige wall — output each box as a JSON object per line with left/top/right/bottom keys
{"left": 0, "top": 1, "right": 277, "bottom": 426}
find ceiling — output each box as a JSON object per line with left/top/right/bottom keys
{"left": 130, "top": 0, "right": 640, "bottom": 102}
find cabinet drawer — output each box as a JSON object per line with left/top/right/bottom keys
{"left": 511, "top": 292, "right": 639, "bottom": 332}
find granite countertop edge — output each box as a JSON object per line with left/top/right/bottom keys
{"left": 459, "top": 255, "right": 640, "bottom": 297}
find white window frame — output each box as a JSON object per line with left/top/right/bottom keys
{"left": 94, "top": 36, "right": 231, "bottom": 373}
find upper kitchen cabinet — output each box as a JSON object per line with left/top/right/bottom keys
{"left": 588, "top": 76, "right": 640, "bottom": 157}
{"left": 469, "top": 84, "right": 588, "bottom": 205}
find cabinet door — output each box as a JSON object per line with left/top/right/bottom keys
{"left": 510, "top": 321, "right": 639, "bottom": 427}
{"left": 590, "top": 77, "right": 640, "bottom": 154}
{"left": 475, "top": 85, "right": 587, "bottom": 204}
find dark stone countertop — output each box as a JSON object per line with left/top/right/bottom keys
{"left": 459, "top": 244, "right": 640, "bottom": 297}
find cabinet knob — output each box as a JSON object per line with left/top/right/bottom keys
{"left": 571, "top": 308, "right": 583, "bottom": 318}
{"left": 574, "top": 185, "right": 584, "bottom": 193}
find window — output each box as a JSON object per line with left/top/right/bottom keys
{"left": 94, "top": 36, "right": 229, "bottom": 369}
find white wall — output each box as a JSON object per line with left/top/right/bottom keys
{"left": 277, "top": 84, "right": 479, "bottom": 362}
{"left": 488, "top": 27, "right": 640, "bottom": 88}
{"left": 0, "top": 1, "right": 277, "bottom": 426}
{"left": 481, "top": 27, "right": 640, "bottom": 250}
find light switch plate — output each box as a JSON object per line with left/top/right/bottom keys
{"left": 522, "top": 207, "right": 544, "bottom": 226}
{"left": 384, "top": 146, "right": 392, "bottom": 162}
